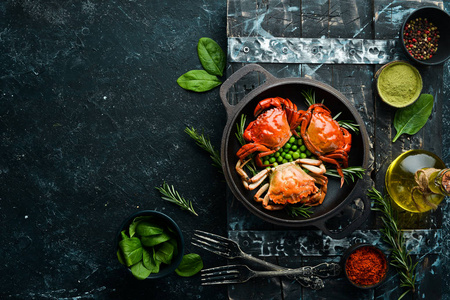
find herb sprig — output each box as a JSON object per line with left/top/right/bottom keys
{"left": 185, "top": 127, "right": 222, "bottom": 171}
{"left": 156, "top": 182, "right": 198, "bottom": 216}
{"left": 368, "top": 187, "right": 418, "bottom": 299}
{"left": 326, "top": 166, "right": 365, "bottom": 183}
{"left": 285, "top": 204, "right": 313, "bottom": 218}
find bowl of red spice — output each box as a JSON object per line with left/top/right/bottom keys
{"left": 342, "top": 244, "right": 388, "bottom": 289}
{"left": 401, "top": 6, "right": 450, "bottom": 65}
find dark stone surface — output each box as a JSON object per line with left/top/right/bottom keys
{"left": 0, "top": 1, "right": 228, "bottom": 299}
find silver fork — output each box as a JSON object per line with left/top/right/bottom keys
{"left": 192, "top": 230, "right": 340, "bottom": 289}
{"left": 201, "top": 264, "right": 325, "bottom": 286}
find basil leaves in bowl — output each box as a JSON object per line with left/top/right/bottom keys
{"left": 116, "top": 210, "right": 185, "bottom": 280}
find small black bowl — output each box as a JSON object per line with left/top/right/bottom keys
{"left": 116, "top": 210, "right": 185, "bottom": 279}
{"left": 400, "top": 6, "right": 450, "bottom": 65}
{"left": 341, "top": 243, "right": 388, "bottom": 289}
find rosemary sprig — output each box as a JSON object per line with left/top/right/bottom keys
{"left": 235, "top": 114, "right": 247, "bottom": 146}
{"left": 185, "top": 127, "right": 222, "bottom": 171}
{"left": 368, "top": 187, "right": 418, "bottom": 299}
{"left": 301, "top": 89, "right": 322, "bottom": 106}
{"left": 285, "top": 204, "right": 313, "bottom": 218}
{"left": 325, "top": 166, "right": 365, "bottom": 183}
{"left": 155, "top": 182, "right": 198, "bottom": 216}
{"left": 338, "top": 120, "right": 360, "bottom": 133}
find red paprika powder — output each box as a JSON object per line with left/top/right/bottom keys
{"left": 345, "top": 246, "right": 387, "bottom": 287}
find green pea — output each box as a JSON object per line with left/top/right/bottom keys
{"left": 288, "top": 157, "right": 294, "bottom": 162}
{"left": 297, "top": 139, "right": 303, "bottom": 145}
{"left": 272, "top": 162, "right": 279, "bottom": 167}
{"left": 300, "top": 145, "right": 306, "bottom": 152}
{"left": 296, "top": 125, "right": 301, "bottom": 131}
{"left": 269, "top": 157, "right": 276, "bottom": 163}
{"left": 288, "top": 150, "right": 294, "bottom": 154}
{"left": 300, "top": 153, "right": 307, "bottom": 159}
{"left": 291, "top": 145, "right": 298, "bottom": 151}
{"left": 263, "top": 160, "right": 270, "bottom": 165}
{"left": 266, "top": 166, "right": 271, "bottom": 170}
{"left": 284, "top": 143, "right": 292, "bottom": 149}
{"left": 274, "top": 152, "right": 280, "bottom": 158}
{"left": 285, "top": 153, "right": 292, "bottom": 160}
{"left": 289, "top": 137, "right": 296, "bottom": 144}
{"left": 277, "top": 156, "right": 283, "bottom": 163}
{"left": 305, "top": 150, "right": 312, "bottom": 156}
{"left": 281, "top": 152, "right": 286, "bottom": 158}
{"left": 282, "top": 159, "right": 288, "bottom": 164}
{"left": 293, "top": 152, "right": 300, "bottom": 159}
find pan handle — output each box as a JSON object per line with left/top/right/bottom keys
{"left": 219, "top": 64, "right": 277, "bottom": 117}
{"left": 315, "top": 178, "right": 372, "bottom": 240}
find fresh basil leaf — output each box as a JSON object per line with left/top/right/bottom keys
{"left": 117, "top": 249, "right": 126, "bottom": 265}
{"left": 197, "top": 37, "right": 226, "bottom": 77}
{"left": 130, "top": 261, "right": 151, "bottom": 280}
{"left": 136, "top": 221, "right": 164, "bottom": 237}
{"left": 392, "top": 94, "right": 434, "bottom": 142}
{"left": 177, "top": 70, "right": 221, "bottom": 92}
{"left": 143, "top": 248, "right": 160, "bottom": 273}
{"left": 129, "top": 216, "right": 154, "bottom": 237}
{"left": 120, "top": 230, "right": 128, "bottom": 240}
{"left": 175, "top": 253, "right": 203, "bottom": 277}
{"left": 167, "top": 238, "right": 178, "bottom": 257}
{"left": 141, "top": 231, "right": 171, "bottom": 247}
{"left": 119, "top": 237, "right": 143, "bottom": 267}
{"left": 155, "top": 242, "right": 174, "bottom": 264}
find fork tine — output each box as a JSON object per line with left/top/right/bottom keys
{"left": 201, "top": 279, "right": 241, "bottom": 285}
{"left": 201, "top": 265, "right": 240, "bottom": 274}
{"left": 192, "top": 236, "right": 228, "bottom": 252}
{"left": 191, "top": 240, "right": 230, "bottom": 257}
{"left": 194, "top": 230, "right": 234, "bottom": 245}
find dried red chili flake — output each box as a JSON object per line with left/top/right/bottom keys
{"left": 403, "top": 17, "right": 440, "bottom": 60}
{"left": 345, "top": 246, "right": 387, "bottom": 287}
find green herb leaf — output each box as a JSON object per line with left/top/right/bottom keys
{"left": 155, "top": 182, "right": 198, "bottom": 216}
{"left": 175, "top": 253, "right": 204, "bottom": 277}
{"left": 130, "top": 261, "right": 152, "bottom": 280}
{"left": 285, "top": 204, "right": 313, "bottom": 218}
{"left": 119, "top": 237, "right": 143, "bottom": 267}
{"left": 129, "top": 216, "right": 153, "bottom": 237}
{"left": 141, "top": 232, "right": 172, "bottom": 247}
{"left": 155, "top": 242, "right": 175, "bottom": 264}
{"left": 392, "top": 94, "right": 434, "bottom": 142}
{"left": 235, "top": 114, "right": 247, "bottom": 146}
{"left": 325, "top": 166, "right": 365, "bottom": 183}
{"left": 136, "top": 221, "right": 164, "bottom": 237}
{"left": 185, "top": 127, "right": 222, "bottom": 171}
{"left": 197, "top": 37, "right": 226, "bottom": 77}
{"left": 120, "top": 230, "right": 128, "bottom": 240}
{"left": 368, "top": 187, "right": 417, "bottom": 296}
{"left": 177, "top": 70, "right": 221, "bottom": 92}
{"left": 337, "top": 120, "right": 360, "bottom": 133}
{"left": 117, "top": 250, "right": 126, "bottom": 265}
{"left": 142, "top": 248, "right": 160, "bottom": 273}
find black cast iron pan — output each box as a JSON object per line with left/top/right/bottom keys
{"left": 220, "top": 64, "right": 372, "bottom": 239}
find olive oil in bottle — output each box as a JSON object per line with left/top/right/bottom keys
{"left": 385, "top": 149, "right": 449, "bottom": 213}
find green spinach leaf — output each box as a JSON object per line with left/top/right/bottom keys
{"left": 177, "top": 70, "right": 221, "bottom": 92}
{"left": 129, "top": 216, "right": 153, "bottom": 237}
{"left": 119, "top": 237, "right": 143, "bottom": 267}
{"left": 130, "top": 261, "right": 151, "bottom": 280}
{"left": 155, "top": 242, "right": 174, "bottom": 264}
{"left": 393, "top": 94, "right": 434, "bottom": 142}
{"left": 141, "top": 232, "right": 172, "bottom": 247}
{"left": 116, "top": 250, "right": 126, "bottom": 266}
{"left": 142, "top": 248, "right": 160, "bottom": 273}
{"left": 197, "top": 37, "right": 226, "bottom": 77}
{"left": 136, "top": 221, "right": 164, "bottom": 237}
{"left": 175, "top": 253, "right": 203, "bottom": 277}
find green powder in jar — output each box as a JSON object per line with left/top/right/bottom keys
{"left": 377, "top": 62, "right": 422, "bottom": 108}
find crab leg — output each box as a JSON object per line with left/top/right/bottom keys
{"left": 235, "top": 159, "right": 270, "bottom": 190}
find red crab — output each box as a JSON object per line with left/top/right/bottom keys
{"left": 299, "top": 103, "right": 352, "bottom": 186}
{"left": 236, "top": 97, "right": 302, "bottom": 167}
{"left": 236, "top": 158, "right": 328, "bottom": 210}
